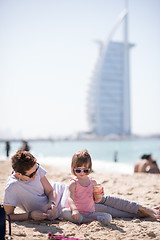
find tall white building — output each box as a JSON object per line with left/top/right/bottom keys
{"left": 87, "top": 9, "right": 133, "bottom": 136}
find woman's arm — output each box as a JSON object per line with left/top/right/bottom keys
{"left": 40, "top": 176, "right": 57, "bottom": 203}
{"left": 4, "top": 205, "right": 27, "bottom": 221}
{"left": 4, "top": 205, "right": 47, "bottom": 221}
{"left": 40, "top": 176, "right": 57, "bottom": 217}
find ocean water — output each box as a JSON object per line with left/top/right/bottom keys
{"left": 0, "top": 138, "right": 160, "bottom": 174}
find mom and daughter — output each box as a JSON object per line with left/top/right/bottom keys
{"left": 3, "top": 149, "right": 160, "bottom": 225}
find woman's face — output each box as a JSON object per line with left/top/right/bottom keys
{"left": 20, "top": 162, "right": 39, "bottom": 181}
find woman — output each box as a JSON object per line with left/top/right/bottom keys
{"left": 134, "top": 154, "right": 160, "bottom": 173}
{"left": 3, "top": 150, "right": 160, "bottom": 221}
{"left": 3, "top": 150, "right": 59, "bottom": 221}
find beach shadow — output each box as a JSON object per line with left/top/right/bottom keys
{"left": 120, "top": 217, "right": 159, "bottom": 222}
{"left": 139, "top": 217, "right": 160, "bottom": 222}
{"left": 100, "top": 222, "right": 125, "bottom": 233}
{"left": 15, "top": 219, "right": 63, "bottom": 235}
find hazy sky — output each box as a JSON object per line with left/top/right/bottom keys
{"left": 0, "top": 0, "right": 160, "bottom": 139}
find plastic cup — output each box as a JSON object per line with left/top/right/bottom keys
{"left": 93, "top": 184, "right": 104, "bottom": 203}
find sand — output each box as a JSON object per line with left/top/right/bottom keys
{"left": 0, "top": 159, "right": 160, "bottom": 240}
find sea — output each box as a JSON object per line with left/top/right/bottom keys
{"left": 0, "top": 138, "right": 160, "bottom": 174}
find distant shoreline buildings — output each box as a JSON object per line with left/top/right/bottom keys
{"left": 87, "top": 9, "right": 133, "bottom": 137}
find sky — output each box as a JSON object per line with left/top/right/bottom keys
{"left": 0, "top": 0, "right": 160, "bottom": 139}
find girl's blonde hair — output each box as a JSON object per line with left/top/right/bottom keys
{"left": 71, "top": 149, "right": 92, "bottom": 175}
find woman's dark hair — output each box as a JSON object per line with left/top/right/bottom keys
{"left": 11, "top": 150, "right": 36, "bottom": 174}
{"left": 141, "top": 154, "right": 147, "bottom": 159}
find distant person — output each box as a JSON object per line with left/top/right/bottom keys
{"left": 21, "top": 140, "right": 30, "bottom": 152}
{"left": 5, "top": 141, "right": 10, "bottom": 158}
{"left": 134, "top": 154, "right": 160, "bottom": 174}
{"left": 114, "top": 151, "right": 118, "bottom": 162}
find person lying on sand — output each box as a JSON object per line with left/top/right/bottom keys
{"left": 134, "top": 154, "right": 160, "bottom": 173}
{"left": 3, "top": 150, "right": 160, "bottom": 222}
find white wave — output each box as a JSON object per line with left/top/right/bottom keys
{"left": 38, "top": 156, "right": 134, "bottom": 175}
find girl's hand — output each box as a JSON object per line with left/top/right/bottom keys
{"left": 72, "top": 209, "right": 80, "bottom": 221}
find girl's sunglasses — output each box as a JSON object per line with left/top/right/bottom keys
{"left": 24, "top": 163, "right": 40, "bottom": 178}
{"left": 74, "top": 168, "right": 90, "bottom": 174}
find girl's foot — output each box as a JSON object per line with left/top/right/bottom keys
{"left": 97, "top": 214, "right": 112, "bottom": 225}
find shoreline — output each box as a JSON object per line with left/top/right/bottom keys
{"left": 0, "top": 159, "right": 160, "bottom": 240}
{"left": 0, "top": 157, "right": 135, "bottom": 175}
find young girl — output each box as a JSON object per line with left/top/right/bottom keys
{"left": 61, "top": 149, "right": 112, "bottom": 225}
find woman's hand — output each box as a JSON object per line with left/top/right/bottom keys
{"left": 46, "top": 202, "right": 57, "bottom": 219}
{"left": 30, "top": 210, "right": 48, "bottom": 220}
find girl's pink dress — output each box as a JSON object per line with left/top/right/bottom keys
{"left": 72, "top": 178, "right": 95, "bottom": 214}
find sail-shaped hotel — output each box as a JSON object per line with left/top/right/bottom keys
{"left": 87, "top": 9, "right": 133, "bottom": 136}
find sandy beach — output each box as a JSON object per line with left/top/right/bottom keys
{"left": 0, "top": 159, "right": 160, "bottom": 240}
